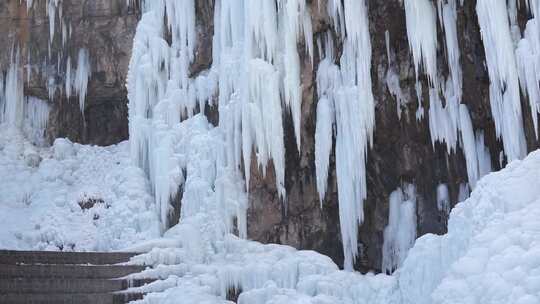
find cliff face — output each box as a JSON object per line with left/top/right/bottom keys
{"left": 2, "top": 0, "right": 538, "bottom": 272}
{"left": 0, "top": 0, "right": 138, "bottom": 145}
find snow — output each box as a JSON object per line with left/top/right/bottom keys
{"left": 0, "top": 125, "right": 160, "bottom": 251}
{"left": 399, "top": 150, "right": 540, "bottom": 304}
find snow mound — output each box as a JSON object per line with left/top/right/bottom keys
{"left": 399, "top": 150, "right": 540, "bottom": 304}
{"left": 0, "top": 125, "right": 160, "bottom": 251}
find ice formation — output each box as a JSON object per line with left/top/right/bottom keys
{"left": 128, "top": 0, "right": 316, "bottom": 232}
{"left": 23, "top": 97, "right": 50, "bottom": 146}
{"left": 381, "top": 184, "right": 417, "bottom": 274}
{"left": 128, "top": 0, "right": 540, "bottom": 273}
{"left": 516, "top": 17, "right": 540, "bottom": 138}
{"left": 314, "top": 0, "right": 375, "bottom": 271}
{"left": 436, "top": 183, "right": 451, "bottom": 216}
{"left": 404, "top": 0, "right": 439, "bottom": 86}
{"left": 2, "top": 52, "right": 25, "bottom": 128}
{"left": 73, "top": 49, "right": 91, "bottom": 113}
{"left": 14, "top": 0, "right": 90, "bottom": 115}
{"left": 314, "top": 96, "right": 334, "bottom": 204}
{"left": 476, "top": 0, "right": 527, "bottom": 162}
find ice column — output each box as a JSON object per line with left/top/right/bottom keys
{"left": 381, "top": 184, "right": 417, "bottom": 274}
{"left": 315, "top": 0, "right": 375, "bottom": 270}
{"left": 476, "top": 0, "right": 526, "bottom": 161}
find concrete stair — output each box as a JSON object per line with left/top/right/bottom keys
{"left": 0, "top": 250, "right": 152, "bottom": 304}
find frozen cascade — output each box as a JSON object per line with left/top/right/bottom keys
{"left": 315, "top": 0, "right": 374, "bottom": 270}
{"left": 217, "top": 0, "right": 312, "bottom": 198}
{"left": 128, "top": 0, "right": 199, "bottom": 231}
{"left": 402, "top": 0, "right": 495, "bottom": 191}
{"left": 279, "top": 0, "right": 313, "bottom": 150}
{"left": 476, "top": 0, "right": 527, "bottom": 161}
{"left": 22, "top": 0, "right": 89, "bottom": 115}
{"left": 381, "top": 184, "right": 417, "bottom": 274}
{"left": 22, "top": 97, "right": 50, "bottom": 146}
{"left": 516, "top": 17, "right": 540, "bottom": 138}
{"left": 2, "top": 53, "right": 25, "bottom": 128}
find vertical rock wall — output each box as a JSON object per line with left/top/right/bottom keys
{"left": 0, "top": 0, "right": 139, "bottom": 145}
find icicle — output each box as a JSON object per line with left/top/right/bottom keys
{"left": 381, "top": 184, "right": 417, "bottom": 274}
{"left": 314, "top": 97, "right": 334, "bottom": 205}
{"left": 475, "top": 130, "right": 493, "bottom": 178}
{"left": 65, "top": 56, "right": 72, "bottom": 98}
{"left": 47, "top": 0, "right": 59, "bottom": 45}
{"left": 385, "top": 31, "right": 406, "bottom": 119}
{"left": 459, "top": 104, "right": 479, "bottom": 188}
{"left": 516, "top": 18, "right": 540, "bottom": 138}
{"left": 26, "top": 49, "right": 32, "bottom": 84}
{"left": 0, "top": 74, "right": 4, "bottom": 124}
{"left": 441, "top": 2, "right": 462, "bottom": 104}
{"left": 457, "top": 183, "right": 470, "bottom": 202}
{"left": 476, "top": 0, "right": 527, "bottom": 161}
{"left": 279, "top": 0, "right": 313, "bottom": 151}
{"left": 316, "top": 0, "right": 374, "bottom": 271}
{"left": 74, "top": 48, "right": 91, "bottom": 114}
{"left": 3, "top": 50, "right": 25, "bottom": 127}
{"left": 403, "top": 0, "right": 439, "bottom": 86}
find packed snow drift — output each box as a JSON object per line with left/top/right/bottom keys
{"left": 0, "top": 125, "right": 160, "bottom": 251}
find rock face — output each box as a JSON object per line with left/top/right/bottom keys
{"left": 2, "top": 0, "right": 538, "bottom": 272}
{"left": 0, "top": 0, "right": 139, "bottom": 145}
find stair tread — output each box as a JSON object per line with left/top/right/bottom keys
{"left": 0, "top": 250, "right": 152, "bottom": 301}
{"left": 0, "top": 264, "right": 147, "bottom": 279}
{"left": 0, "top": 277, "right": 155, "bottom": 294}
{"left": 0, "top": 250, "right": 139, "bottom": 265}
{"left": 0, "top": 292, "right": 146, "bottom": 304}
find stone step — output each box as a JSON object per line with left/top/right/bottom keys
{"left": 0, "top": 264, "right": 147, "bottom": 279}
{"left": 0, "top": 250, "right": 138, "bottom": 265}
{"left": 0, "top": 292, "right": 145, "bottom": 304}
{"left": 0, "top": 278, "right": 155, "bottom": 294}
